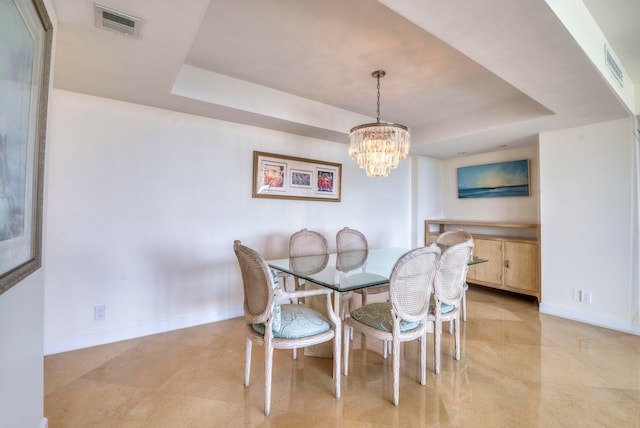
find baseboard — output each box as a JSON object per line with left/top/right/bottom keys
{"left": 40, "top": 417, "right": 48, "bottom": 428}
{"left": 632, "top": 311, "right": 640, "bottom": 335}
{"left": 44, "top": 308, "right": 243, "bottom": 355}
{"left": 539, "top": 303, "right": 639, "bottom": 335}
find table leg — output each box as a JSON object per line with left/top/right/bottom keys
{"left": 333, "top": 290, "right": 341, "bottom": 319}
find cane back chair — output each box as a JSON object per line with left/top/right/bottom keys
{"left": 435, "top": 230, "right": 474, "bottom": 322}
{"left": 233, "top": 240, "right": 341, "bottom": 416}
{"left": 428, "top": 238, "right": 473, "bottom": 374}
{"left": 343, "top": 245, "right": 440, "bottom": 405}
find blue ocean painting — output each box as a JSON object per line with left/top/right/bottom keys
{"left": 458, "top": 160, "right": 529, "bottom": 198}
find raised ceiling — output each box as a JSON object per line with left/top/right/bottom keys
{"left": 51, "top": 0, "right": 638, "bottom": 159}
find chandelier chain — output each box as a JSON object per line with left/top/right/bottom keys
{"left": 376, "top": 76, "right": 381, "bottom": 124}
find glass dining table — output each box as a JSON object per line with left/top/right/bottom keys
{"left": 267, "top": 248, "right": 403, "bottom": 318}
{"left": 267, "top": 247, "right": 487, "bottom": 316}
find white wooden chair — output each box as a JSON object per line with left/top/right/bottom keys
{"left": 288, "top": 228, "right": 329, "bottom": 291}
{"left": 336, "top": 227, "right": 390, "bottom": 308}
{"left": 428, "top": 238, "right": 473, "bottom": 374}
{"left": 287, "top": 228, "right": 356, "bottom": 321}
{"left": 343, "top": 245, "right": 440, "bottom": 405}
{"left": 233, "top": 240, "right": 341, "bottom": 416}
{"left": 337, "top": 226, "right": 392, "bottom": 354}
{"left": 435, "top": 230, "right": 474, "bottom": 322}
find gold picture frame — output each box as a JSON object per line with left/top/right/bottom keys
{"left": 252, "top": 151, "right": 342, "bottom": 202}
{"left": 0, "top": 0, "right": 52, "bottom": 294}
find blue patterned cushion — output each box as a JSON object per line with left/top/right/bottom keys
{"left": 350, "top": 302, "right": 420, "bottom": 332}
{"left": 271, "top": 269, "right": 281, "bottom": 289}
{"left": 429, "top": 301, "right": 455, "bottom": 315}
{"left": 252, "top": 304, "right": 331, "bottom": 338}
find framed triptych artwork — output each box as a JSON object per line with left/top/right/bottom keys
{"left": 252, "top": 151, "right": 341, "bottom": 202}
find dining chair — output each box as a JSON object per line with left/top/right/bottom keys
{"left": 343, "top": 245, "right": 441, "bottom": 406}
{"left": 233, "top": 240, "right": 341, "bottom": 416}
{"left": 288, "top": 228, "right": 329, "bottom": 291}
{"left": 277, "top": 228, "right": 327, "bottom": 304}
{"left": 336, "top": 227, "right": 389, "bottom": 308}
{"left": 287, "top": 228, "right": 354, "bottom": 321}
{"left": 288, "top": 228, "right": 339, "bottom": 359}
{"left": 435, "top": 230, "right": 474, "bottom": 322}
{"left": 336, "top": 227, "right": 391, "bottom": 354}
{"left": 428, "top": 238, "right": 473, "bottom": 374}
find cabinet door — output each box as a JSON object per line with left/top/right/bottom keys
{"left": 471, "top": 238, "right": 503, "bottom": 285}
{"left": 504, "top": 241, "right": 538, "bottom": 292}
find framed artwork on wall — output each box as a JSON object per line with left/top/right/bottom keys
{"left": 252, "top": 151, "right": 342, "bottom": 202}
{"left": 0, "top": 0, "right": 53, "bottom": 295}
{"left": 290, "top": 169, "right": 312, "bottom": 188}
{"left": 457, "top": 159, "right": 530, "bottom": 198}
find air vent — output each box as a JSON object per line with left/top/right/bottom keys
{"left": 94, "top": 3, "right": 142, "bottom": 39}
{"left": 604, "top": 44, "right": 623, "bottom": 87}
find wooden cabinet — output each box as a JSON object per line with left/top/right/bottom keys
{"left": 425, "top": 220, "right": 540, "bottom": 301}
{"left": 468, "top": 238, "right": 503, "bottom": 284}
{"left": 504, "top": 241, "right": 538, "bottom": 294}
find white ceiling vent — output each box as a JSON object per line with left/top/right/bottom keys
{"left": 94, "top": 3, "right": 142, "bottom": 39}
{"left": 604, "top": 44, "right": 623, "bottom": 88}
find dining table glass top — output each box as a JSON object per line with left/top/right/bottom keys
{"left": 267, "top": 248, "right": 407, "bottom": 292}
{"left": 267, "top": 247, "right": 487, "bottom": 293}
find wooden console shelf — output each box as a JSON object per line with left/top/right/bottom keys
{"left": 425, "top": 220, "right": 540, "bottom": 301}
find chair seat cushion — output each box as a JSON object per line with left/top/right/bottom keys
{"left": 252, "top": 304, "right": 330, "bottom": 339}
{"left": 350, "top": 302, "right": 420, "bottom": 332}
{"left": 429, "top": 301, "right": 455, "bottom": 315}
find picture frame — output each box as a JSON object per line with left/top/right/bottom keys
{"left": 253, "top": 151, "right": 341, "bottom": 202}
{"left": 0, "top": 0, "right": 52, "bottom": 295}
{"left": 457, "top": 159, "right": 530, "bottom": 198}
{"left": 290, "top": 169, "right": 312, "bottom": 188}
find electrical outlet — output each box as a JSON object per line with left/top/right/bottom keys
{"left": 94, "top": 305, "right": 106, "bottom": 321}
{"left": 580, "top": 290, "right": 592, "bottom": 304}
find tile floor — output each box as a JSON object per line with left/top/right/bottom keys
{"left": 44, "top": 286, "right": 640, "bottom": 427}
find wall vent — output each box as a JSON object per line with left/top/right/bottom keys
{"left": 604, "top": 44, "right": 623, "bottom": 87}
{"left": 94, "top": 3, "right": 142, "bottom": 39}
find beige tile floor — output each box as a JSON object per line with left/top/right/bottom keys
{"left": 44, "top": 286, "right": 640, "bottom": 427}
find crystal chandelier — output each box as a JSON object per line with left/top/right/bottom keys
{"left": 349, "top": 70, "right": 410, "bottom": 177}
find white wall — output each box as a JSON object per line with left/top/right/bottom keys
{"left": 0, "top": 0, "right": 54, "bottom": 425}
{"left": 43, "top": 90, "right": 415, "bottom": 354}
{"left": 634, "top": 123, "right": 640, "bottom": 331}
{"left": 411, "top": 155, "right": 443, "bottom": 247}
{"left": 441, "top": 145, "right": 540, "bottom": 224}
{"left": 539, "top": 118, "right": 638, "bottom": 333}
{"left": 0, "top": 271, "right": 45, "bottom": 428}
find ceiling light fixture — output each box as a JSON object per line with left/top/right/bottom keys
{"left": 348, "top": 70, "right": 410, "bottom": 177}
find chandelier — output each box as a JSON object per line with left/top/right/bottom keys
{"left": 348, "top": 70, "right": 410, "bottom": 177}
